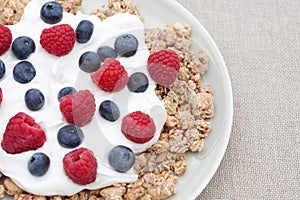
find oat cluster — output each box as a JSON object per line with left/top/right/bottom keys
{"left": 55, "top": 0, "right": 82, "bottom": 14}
{"left": 0, "top": 0, "right": 30, "bottom": 25}
{"left": 0, "top": 0, "right": 214, "bottom": 199}
{"left": 90, "top": 0, "right": 144, "bottom": 21}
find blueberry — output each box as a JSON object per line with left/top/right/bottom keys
{"left": 79, "top": 51, "right": 101, "bottom": 73}
{"left": 114, "top": 34, "right": 138, "bottom": 57}
{"left": 58, "top": 87, "right": 77, "bottom": 101}
{"left": 13, "top": 61, "right": 36, "bottom": 84}
{"left": 127, "top": 72, "right": 149, "bottom": 93}
{"left": 12, "top": 36, "right": 36, "bottom": 60}
{"left": 97, "top": 46, "right": 117, "bottom": 62}
{"left": 28, "top": 152, "right": 50, "bottom": 177}
{"left": 25, "top": 89, "right": 45, "bottom": 111}
{"left": 0, "top": 59, "right": 5, "bottom": 79}
{"left": 40, "top": 1, "right": 63, "bottom": 24}
{"left": 76, "top": 20, "right": 94, "bottom": 43}
{"left": 57, "top": 125, "right": 84, "bottom": 148}
{"left": 99, "top": 100, "right": 120, "bottom": 122}
{"left": 108, "top": 145, "right": 135, "bottom": 173}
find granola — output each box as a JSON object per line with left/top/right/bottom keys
{"left": 0, "top": 0, "right": 30, "bottom": 25}
{"left": 55, "top": 0, "right": 82, "bottom": 14}
{"left": 91, "top": 0, "right": 144, "bottom": 21}
{"left": 121, "top": 24, "right": 213, "bottom": 200}
{"left": 0, "top": 185, "right": 4, "bottom": 199}
{"left": 3, "top": 178, "right": 24, "bottom": 196}
{"left": 0, "top": 0, "right": 214, "bottom": 199}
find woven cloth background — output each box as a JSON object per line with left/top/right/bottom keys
{"left": 175, "top": 0, "right": 300, "bottom": 199}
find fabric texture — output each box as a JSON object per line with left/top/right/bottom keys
{"left": 175, "top": 0, "right": 300, "bottom": 199}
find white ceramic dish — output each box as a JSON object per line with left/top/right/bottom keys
{"left": 0, "top": 0, "right": 232, "bottom": 199}
{"left": 80, "top": 0, "right": 233, "bottom": 199}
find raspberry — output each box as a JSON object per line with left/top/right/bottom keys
{"left": 40, "top": 24, "right": 76, "bottom": 56}
{"left": 147, "top": 49, "right": 180, "bottom": 86}
{"left": 63, "top": 147, "right": 97, "bottom": 185}
{"left": 0, "top": 24, "right": 12, "bottom": 56}
{"left": 91, "top": 58, "right": 128, "bottom": 92}
{"left": 60, "top": 90, "right": 96, "bottom": 127}
{"left": 0, "top": 87, "right": 2, "bottom": 106}
{"left": 1, "top": 112, "right": 46, "bottom": 154}
{"left": 121, "top": 111, "right": 156, "bottom": 144}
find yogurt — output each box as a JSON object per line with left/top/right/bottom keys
{"left": 0, "top": 0, "right": 167, "bottom": 196}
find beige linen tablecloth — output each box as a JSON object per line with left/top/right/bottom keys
{"left": 175, "top": 0, "right": 300, "bottom": 199}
